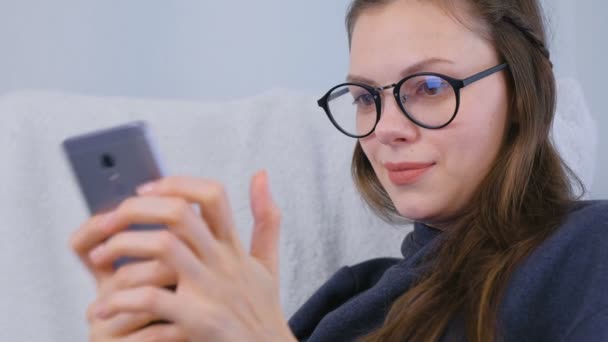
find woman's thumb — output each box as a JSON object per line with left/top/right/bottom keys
{"left": 249, "top": 170, "right": 281, "bottom": 277}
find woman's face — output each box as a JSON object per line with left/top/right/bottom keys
{"left": 351, "top": 0, "right": 510, "bottom": 228}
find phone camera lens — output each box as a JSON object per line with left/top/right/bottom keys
{"left": 101, "top": 154, "right": 115, "bottom": 168}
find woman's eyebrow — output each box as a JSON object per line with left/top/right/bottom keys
{"left": 346, "top": 57, "right": 455, "bottom": 85}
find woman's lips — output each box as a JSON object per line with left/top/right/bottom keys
{"left": 383, "top": 162, "right": 435, "bottom": 186}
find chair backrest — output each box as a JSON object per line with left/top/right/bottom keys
{"left": 0, "top": 79, "right": 596, "bottom": 341}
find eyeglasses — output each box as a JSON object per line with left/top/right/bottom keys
{"left": 317, "top": 63, "right": 509, "bottom": 138}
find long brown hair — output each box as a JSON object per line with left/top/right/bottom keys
{"left": 348, "top": 0, "right": 584, "bottom": 341}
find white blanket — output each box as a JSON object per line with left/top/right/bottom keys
{"left": 0, "top": 80, "right": 596, "bottom": 341}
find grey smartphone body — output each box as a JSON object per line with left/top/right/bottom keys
{"left": 63, "top": 121, "right": 166, "bottom": 269}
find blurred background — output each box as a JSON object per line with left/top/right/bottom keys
{"left": 0, "top": 0, "right": 605, "bottom": 198}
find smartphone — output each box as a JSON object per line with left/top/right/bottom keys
{"left": 63, "top": 121, "right": 166, "bottom": 269}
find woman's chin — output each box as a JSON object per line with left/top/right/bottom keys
{"left": 393, "top": 196, "right": 462, "bottom": 230}
{"left": 382, "top": 178, "right": 451, "bottom": 225}
{"left": 394, "top": 202, "right": 435, "bottom": 223}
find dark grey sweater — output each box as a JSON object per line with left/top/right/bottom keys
{"left": 288, "top": 200, "right": 608, "bottom": 341}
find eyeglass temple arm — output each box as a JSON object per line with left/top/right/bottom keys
{"left": 324, "top": 64, "right": 507, "bottom": 104}
{"left": 462, "top": 63, "right": 509, "bottom": 87}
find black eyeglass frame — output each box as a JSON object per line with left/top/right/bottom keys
{"left": 317, "top": 63, "right": 509, "bottom": 138}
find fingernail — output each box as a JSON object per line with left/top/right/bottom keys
{"left": 89, "top": 245, "right": 106, "bottom": 264}
{"left": 137, "top": 181, "right": 157, "bottom": 195}
{"left": 94, "top": 304, "right": 109, "bottom": 319}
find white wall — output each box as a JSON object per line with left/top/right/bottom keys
{"left": 1, "top": 0, "right": 606, "bottom": 198}
{"left": 0, "top": 0, "right": 351, "bottom": 100}
{"left": 574, "top": 3, "right": 608, "bottom": 199}
{"left": 543, "top": 0, "right": 608, "bottom": 199}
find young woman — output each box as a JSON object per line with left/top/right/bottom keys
{"left": 70, "top": 0, "right": 608, "bottom": 341}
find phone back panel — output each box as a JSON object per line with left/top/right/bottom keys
{"left": 63, "top": 121, "right": 165, "bottom": 268}
{"left": 63, "top": 121, "right": 164, "bottom": 214}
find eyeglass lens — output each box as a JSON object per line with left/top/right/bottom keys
{"left": 326, "top": 75, "right": 457, "bottom": 136}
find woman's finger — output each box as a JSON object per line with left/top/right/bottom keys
{"left": 89, "top": 310, "right": 159, "bottom": 337}
{"left": 100, "top": 259, "right": 178, "bottom": 296}
{"left": 136, "top": 176, "right": 242, "bottom": 251}
{"left": 69, "top": 213, "right": 115, "bottom": 282}
{"left": 117, "top": 323, "right": 187, "bottom": 342}
{"left": 249, "top": 170, "right": 282, "bottom": 278}
{"left": 94, "top": 286, "right": 180, "bottom": 323}
{"left": 88, "top": 230, "right": 206, "bottom": 282}
{"left": 70, "top": 212, "right": 113, "bottom": 256}
{"left": 101, "top": 196, "right": 219, "bottom": 263}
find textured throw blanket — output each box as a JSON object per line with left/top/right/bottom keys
{"left": 0, "top": 80, "right": 596, "bottom": 341}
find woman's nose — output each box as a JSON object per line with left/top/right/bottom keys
{"left": 373, "top": 92, "right": 419, "bottom": 145}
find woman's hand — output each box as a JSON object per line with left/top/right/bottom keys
{"left": 70, "top": 171, "right": 296, "bottom": 341}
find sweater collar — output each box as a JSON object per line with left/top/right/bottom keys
{"left": 401, "top": 221, "right": 442, "bottom": 259}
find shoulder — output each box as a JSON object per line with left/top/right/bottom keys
{"left": 348, "top": 257, "right": 402, "bottom": 290}
{"left": 290, "top": 257, "right": 399, "bottom": 317}
{"left": 506, "top": 200, "right": 608, "bottom": 276}
{"left": 500, "top": 200, "right": 608, "bottom": 339}
{"left": 521, "top": 200, "right": 608, "bottom": 278}
{"left": 288, "top": 257, "right": 399, "bottom": 339}
{"left": 543, "top": 200, "right": 608, "bottom": 254}
{"left": 565, "top": 200, "right": 608, "bottom": 230}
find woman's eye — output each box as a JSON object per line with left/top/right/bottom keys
{"left": 416, "top": 79, "right": 449, "bottom": 96}
{"left": 353, "top": 93, "right": 375, "bottom": 106}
